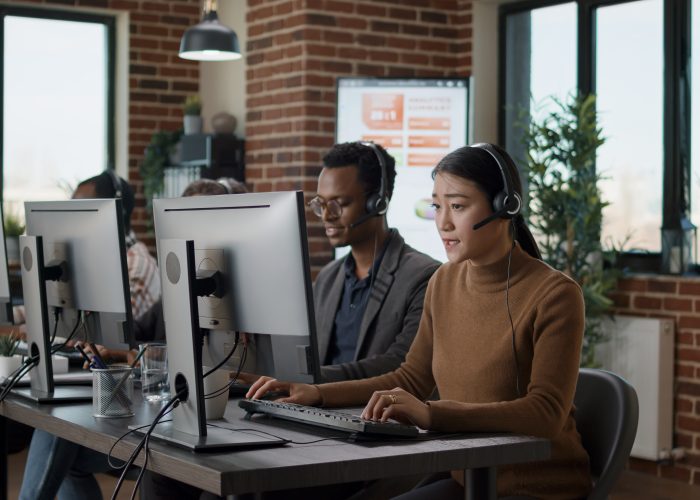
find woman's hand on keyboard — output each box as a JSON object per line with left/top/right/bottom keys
{"left": 361, "top": 387, "right": 430, "bottom": 429}
{"left": 246, "top": 376, "right": 322, "bottom": 406}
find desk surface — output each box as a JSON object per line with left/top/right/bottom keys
{"left": 0, "top": 395, "right": 550, "bottom": 496}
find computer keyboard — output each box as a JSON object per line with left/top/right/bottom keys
{"left": 239, "top": 399, "right": 419, "bottom": 438}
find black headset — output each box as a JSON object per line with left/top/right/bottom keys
{"left": 105, "top": 168, "right": 123, "bottom": 200}
{"left": 216, "top": 178, "right": 232, "bottom": 194}
{"left": 349, "top": 141, "right": 390, "bottom": 229}
{"left": 469, "top": 143, "right": 524, "bottom": 396}
{"left": 470, "top": 143, "right": 522, "bottom": 231}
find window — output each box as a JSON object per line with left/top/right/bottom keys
{"left": 596, "top": 0, "right": 663, "bottom": 251}
{"left": 1, "top": 7, "right": 115, "bottom": 219}
{"left": 501, "top": 0, "right": 691, "bottom": 273}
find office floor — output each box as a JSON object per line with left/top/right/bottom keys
{"left": 6, "top": 447, "right": 700, "bottom": 499}
{"left": 7, "top": 448, "right": 135, "bottom": 500}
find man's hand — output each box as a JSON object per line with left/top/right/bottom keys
{"left": 245, "top": 376, "right": 322, "bottom": 406}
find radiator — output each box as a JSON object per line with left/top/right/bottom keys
{"left": 597, "top": 315, "right": 674, "bottom": 461}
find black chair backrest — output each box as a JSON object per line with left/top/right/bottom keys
{"left": 574, "top": 368, "right": 639, "bottom": 500}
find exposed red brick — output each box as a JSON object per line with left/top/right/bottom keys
{"left": 680, "top": 282, "right": 700, "bottom": 295}
{"left": 659, "top": 465, "right": 691, "bottom": 482}
{"left": 678, "top": 348, "right": 700, "bottom": 363}
{"left": 665, "top": 297, "right": 693, "bottom": 311}
{"left": 649, "top": 279, "right": 678, "bottom": 293}
{"left": 617, "top": 279, "right": 648, "bottom": 292}
{"left": 679, "top": 315, "right": 700, "bottom": 329}
{"left": 634, "top": 296, "right": 662, "bottom": 310}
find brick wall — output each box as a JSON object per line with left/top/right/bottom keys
{"left": 245, "top": 0, "right": 472, "bottom": 275}
{"left": 7, "top": 0, "right": 202, "bottom": 242}
{"left": 612, "top": 275, "right": 700, "bottom": 485}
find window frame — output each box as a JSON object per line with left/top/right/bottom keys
{"left": 498, "top": 0, "right": 692, "bottom": 274}
{"left": 0, "top": 6, "right": 117, "bottom": 203}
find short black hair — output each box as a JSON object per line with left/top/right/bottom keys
{"left": 322, "top": 142, "right": 397, "bottom": 200}
{"left": 76, "top": 171, "right": 135, "bottom": 233}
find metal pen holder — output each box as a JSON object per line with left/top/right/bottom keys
{"left": 92, "top": 366, "right": 134, "bottom": 418}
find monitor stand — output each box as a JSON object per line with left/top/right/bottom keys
{"left": 13, "top": 236, "right": 91, "bottom": 404}
{"left": 11, "top": 386, "right": 92, "bottom": 404}
{"left": 131, "top": 239, "right": 286, "bottom": 451}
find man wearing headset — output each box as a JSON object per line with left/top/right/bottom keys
{"left": 310, "top": 142, "right": 439, "bottom": 382}
{"left": 72, "top": 170, "right": 161, "bottom": 320}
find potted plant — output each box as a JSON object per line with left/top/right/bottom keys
{"left": 139, "top": 129, "right": 183, "bottom": 228}
{"left": 521, "top": 94, "right": 620, "bottom": 367}
{"left": 3, "top": 210, "right": 25, "bottom": 263}
{"left": 183, "top": 94, "right": 203, "bottom": 135}
{"left": 0, "top": 331, "right": 22, "bottom": 379}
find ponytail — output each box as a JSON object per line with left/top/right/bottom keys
{"left": 513, "top": 214, "right": 541, "bottom": 260}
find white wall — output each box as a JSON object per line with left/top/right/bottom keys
{"left": 199, "top": 0, "right": 247, "bottom": 137}
{"left": 471, "top": 0, "right": 527, "bottom": 144}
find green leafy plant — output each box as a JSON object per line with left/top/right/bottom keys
{"left": 183, "top": 95, "right": 202, "bottom": 116}
{"left": 3, "top": 211, "right": 25, "bottom": 237}
{"left": 521, "top": 93, "right": 620, "bottom": 367}
{"left": 0, "top": 331, "right": 20, "bottom": 357}
{"left": 139, "top": 129, "right": 182, "bottom": 226}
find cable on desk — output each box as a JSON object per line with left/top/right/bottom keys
{"left": 0, "top": 355, "right": 38, "bottom": 402}
{"left": 110, "top": 391, "right": 184, "bottom": 500}
{"left": 106, "top": 416, "right": 174, "bottom": 470}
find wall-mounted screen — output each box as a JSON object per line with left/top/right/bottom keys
{"left": 336, "top": 77, "right": 470, "bottom": 261}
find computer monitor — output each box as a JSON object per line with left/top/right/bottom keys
{"left": 142, "top": 190, "right": 319, "bottom": 450}
{"left": 0, "top": 206, "right": 14, "bottom": 324}
{"left": 15, "top": 199, "right": 134, "bottom": 402}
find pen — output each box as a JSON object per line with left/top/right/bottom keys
{"left": 103, "top": 345, "right": 149, "bottom": 409}
{"left": 88, "top": 342, "right": 108, "bottom": 369}
{"left": 75, "top": 344, "right": 94, "bottom": 368}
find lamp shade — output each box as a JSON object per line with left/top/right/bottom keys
{"left": 179, "top": 10, "right": 241, "bottom": 61}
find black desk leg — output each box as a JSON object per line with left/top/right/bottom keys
{"left": 464, "top": 467, "right": 496, "bottom": 500}
{"left": 1, "top": 416, "right": 7, "bottom": 500}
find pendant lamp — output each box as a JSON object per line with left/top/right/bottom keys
{"left": 179, "top": 0, "right": 241, "bottom": 61}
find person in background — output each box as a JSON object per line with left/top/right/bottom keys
{"left": 311, "top": 142, "right": 439, "bottom": 382}
{"left": 12, "top": 171, "right": 160, "bottom": 325}
{"left": 72, "top": 170, "right": 160, "bottom": 320}
{"left": 247, "top": 144, "right": 592, "bottom": 499}
{"left": 18, "top": 177, "right": 244, "bottom": 500}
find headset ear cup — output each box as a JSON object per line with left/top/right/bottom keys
{"left": 492, "top": 191, "right": 507, "bottom": 214}
{"left": 365, "top": 193, "right": 380, "bottom": 214}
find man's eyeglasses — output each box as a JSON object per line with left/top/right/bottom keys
{"left": 307, "top": 197, "right": 342, "bottom": 219}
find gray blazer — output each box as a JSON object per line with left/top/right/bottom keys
{"left": 314, "top": 230, "right": 440, "bottom": 382}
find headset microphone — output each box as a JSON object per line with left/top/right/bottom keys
{"left": 350, "top": 212, "right": 374, "bottom": 229}
{"left": 349, "top": 141, "right": 390, "bottom": 229}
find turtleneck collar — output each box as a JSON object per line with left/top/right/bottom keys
{"left": 465, "top": 243, "right": 532, "bottom": 293}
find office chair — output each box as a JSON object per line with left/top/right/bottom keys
{"left": 574, "top": 368, "right": 639, "bottom": 500}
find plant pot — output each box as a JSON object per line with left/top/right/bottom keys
{"left": 183, "top": 115, "right": 203, "bottom": 135}
{"left": 0, "top": 354, "right": 22, "bottom": 379}
{"left": 5, "top": 236, "right": 19, "bottom": 264}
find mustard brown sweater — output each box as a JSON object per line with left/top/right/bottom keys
{"left": 317, "top": 245, "right": 592, "bottom": 499}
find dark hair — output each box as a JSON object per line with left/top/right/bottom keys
{"left": 181, "top": 179, "right": 229, "bottom": 197}
{"left": 322, "top": 142, "right": 397, "bottom": 201}
{"left": 432, "top": 144, "right": 541, "bottom": 260}
{"left": 76, "top": 171, "right": 135, "bottom": 233}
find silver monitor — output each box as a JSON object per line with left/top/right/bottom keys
{"left": 0, "top": 207, "right": 13, "bottom": 323}
{"left": 15, "top": 199, "right": 134, "bottom": 403}
{"left": 143, "top": 191, "right": 318, "bottom": 450}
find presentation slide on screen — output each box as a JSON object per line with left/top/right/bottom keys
{"left": 336, "top": 78, "right": 469, "bottom": 262}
